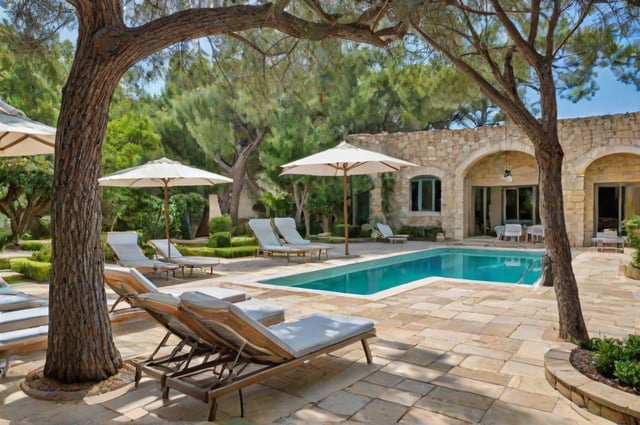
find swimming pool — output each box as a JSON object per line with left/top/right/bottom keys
{"left": 259, "top": 248, "right": 544, "bottom": 296}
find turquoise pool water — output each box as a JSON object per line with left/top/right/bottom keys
{"left": 260, "top": 248, "right": 544, "bottom": 295}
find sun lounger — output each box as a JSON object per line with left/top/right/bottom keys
{"left": 107, "top": 231, "right": 179, "bottom": 278}
{"left": 377, "top": 223, "right": 408, "bottom": 243}
{"left": 0, "top": 292, "right": 48, "bottom": 312}
{"left": 0, "top": 306, "right": 49, "bottom": 333}
{"left": 273, "top": 217, "right": 333, "bottom": 259}
{"left": 129, "top": 291, "right": 285, "bottom": 387}
{"left": 0, "top": 304, "right": 49, "bottom": 377}
{"left": 103, "top": 263, "right": 249, "bottom": 312}
{"left": 148, "top": 239, "right": 220, "bottom": 277}
{"left": 0, "top": 325, "right": 48, "bottom": 377}
{"left": 163, "top": 291, "right": 376, "bottom": 420}
{"left": 248, "top": 219, "right": 318, "bottom": 262}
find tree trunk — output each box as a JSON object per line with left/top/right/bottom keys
{"left": 44, "top": 42, "right": 122, "bottom": 382}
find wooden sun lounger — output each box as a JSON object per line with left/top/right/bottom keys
{"left": 107, "top": 231, "right": 179, "bottom": 278}
{"left": 162, "top": 291, "right": 376, "bottom": 421}
{"left": 248, "top": 219, "right": 321, "bottom": 262}
{"left": 103, "top": 263, "right": 248, "bottom": 312}
{"left": 148, "top": 239, "right": 221, "bottom": 277}
{"left": 273, "top": 217, "right": 333, "bottom": 260}
{"left": 128, "top": 291, "right": 284, "bottom": 387}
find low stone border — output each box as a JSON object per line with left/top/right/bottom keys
{"left": 544, "top": 348, "right": 640, "bottom": 425}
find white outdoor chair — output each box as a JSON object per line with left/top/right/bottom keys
{"left": 503, "top": 224, "right": 522, "bottom": 242}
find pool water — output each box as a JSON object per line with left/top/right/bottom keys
{"left": 260, "top": 248, "right": 544, "bottom": 295}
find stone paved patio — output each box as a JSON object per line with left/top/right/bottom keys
{"left": 1, "top": 241, "right": 637, "bottom": 424}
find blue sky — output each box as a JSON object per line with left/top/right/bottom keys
{"left": 557, "top": 69, "right": 639, "bottom": 119}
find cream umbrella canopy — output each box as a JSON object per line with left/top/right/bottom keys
{"left": 281, "top": 141, "right": 419, "bottom": 255}
{"left": 0, "top": 99, "right": 56, "bottom": 156}
{"left": 99, "top": 157, "right": 232, "bottom": 256}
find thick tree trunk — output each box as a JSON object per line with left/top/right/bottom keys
{"left": 536, "top": 136, "right": 589, "bottom": 342}
{"left": 44, "top": 42, "right": 122, "bottom": 382}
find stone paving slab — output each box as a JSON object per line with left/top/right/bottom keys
{"left": 1, "top": 244, "right": 638, "bottom": 424}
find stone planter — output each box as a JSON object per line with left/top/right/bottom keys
{"left": 624, "top": 264, "right": 640, "bottom": 280}
{"left": 545, "top": 348, "right": 640, "bottom": 424}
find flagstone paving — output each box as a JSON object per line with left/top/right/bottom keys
{"left": 1, "top": 241, "right": 637, "bottom": 424}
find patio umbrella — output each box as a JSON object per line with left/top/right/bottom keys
{"left": 280, "top": 141, "right": 419, "bottom": 255}
{"left": 98, "top": 157, "right": 232, "bottom": 256}
{"left": 0, "top": 99, "right": 56, "bottom": 156}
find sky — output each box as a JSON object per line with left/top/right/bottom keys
{"left": 556, "top": 68, "right": 640, "bottom": 119}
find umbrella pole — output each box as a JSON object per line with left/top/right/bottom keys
{"left": 343, "top": 169, "right": 349, "bottom": 256}
{"left": 163, "top": 182, "right": 171, "bottom": 258}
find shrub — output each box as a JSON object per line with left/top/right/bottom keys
{"left": 209, "top": 216, "right": 232, "bottom": 234}
{"left": 592, "top": 337, "right": 624, "bottom": 376}
{"left": 0, "top": 257, "right": 10, "bottom": 270}
{"left": 623, "top": 215, "right": 640, "bottom": 267}
{"left": 614, "top": 360, "right": 640, "bottom": 388}
{"left": 208, "top": 231, "right": 231, "bottom": 248}
{"left": 179, "top": 245, "right": 257, "bottom": 258}
{"left": 31, "top": 245, "right": 52, "bottom": 263}
{"left": 231, "top": 236, "right": 257, "bottom": 247}
{"left": 10, "top": 258, "right": 51, "bottom": 281}
{"left": 332, "top": 224, "right": 360, "bottom": 238}
{"left": 20, "top": 241, "right": 44, "bottom": 251}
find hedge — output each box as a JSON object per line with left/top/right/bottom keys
{"left": 10, "top": 258, "right": 51, "bottom": 281}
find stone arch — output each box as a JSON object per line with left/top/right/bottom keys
{"left": 451, "top": 141, "right": 536, "bottom": 240}
{"left": 454, "top": 140, "right": 535, "bottom": 178}
{"left": 574, "top": 145, "right": 640, "bottom": 176}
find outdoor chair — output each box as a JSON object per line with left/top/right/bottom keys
{"left": 106, "top": 231, "right": 178, "bottom": 278}
{"left": 595, "top": 231, "right": 625, "bottom": 253}
{"left": 163, "top": 291, "right": 376, "bottom": 421}
{"left": 503, "top": 224, "right": 522, "bottom": 242}
{"left": 0, "top": 324, "right": 48, "bottom": 377}
{"left": 248, "top": 219, "right": 318, "bottom": 262}
{"left": 128, "top": 291, "right": 285, "bottom": 388}
{"left": 0, "top": 296, "right": 49, "bottom": 377}
{"left": 527, "top": 225, "right": 545, "bottom": 243}
{"left": 148, "top": 239, "right": 220, "bottom": 277}
{"left": 376, "top": 223, "right": 408, "bottom": 243}
{"left": 272, "top": 217, "right": 333, "bottom": 259}
{"left": 103, "top": 264, "right": 252, "bottom": 312}
{"left": 0, "top": 291, "right": 48, "bottom": 312}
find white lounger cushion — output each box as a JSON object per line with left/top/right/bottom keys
{"left": 0, "top": 306, "right": 49, "bottom": 332}
{"left": 268, "top": 314, "right": 375, "bottom": 357}
{"left": 0, "top": 324, "right": 48, "bottom": 346}
{"left": 179, "top": 291, "right": 374, "bottom": 358}
{"left": 140, "top": 291, "right": 284, "bottom": 325}
{"left": 128, "top": 268, "right": 247, "bottom": 303}
{"left": 0, "top": 294, "right": 49, "bottom": 312}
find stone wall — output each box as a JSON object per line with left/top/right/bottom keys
{"left": 348, "top": 111, "right": 640, "bottom": 245}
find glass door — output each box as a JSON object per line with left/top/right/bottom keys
{"left": 472, "top": 187, "right": 491, "bottom": 235}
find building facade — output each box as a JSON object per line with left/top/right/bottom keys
{"left": 348, "top": 111, "right": 640, "bottom": 246}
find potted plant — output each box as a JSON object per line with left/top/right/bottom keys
{"left": 623, "top": 215, "right": 640, "bottom": 279}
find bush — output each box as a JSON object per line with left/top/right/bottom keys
{"left": 31, "top": 245, "right": 52, "bottom": 262}
{"left": 0, "top": 257, "right": 10, "bottom": 270}
{"left": 397, "top": 225, "right": 444, "bottom": 241}
{"left": 21, "top": 241, "right": 45, "bottom": 251}
{"left": 209, "top": 216, "right": 232, "bottom": 234}
{"left": 179, "top": 245, "right": 258, "bottom": 258}
{"left": 586, "top": 335, "right": 640, "bottom": 389}
{"left": 332, "top": 224, "right": 361, "bottom": 238}
{"left": 208, "top": 231, "right": 231, "bottom": 248}
{"left": 231, "top": 236, "right": 257, "bottom": 247}
{"left": 624, "top": 215, "right": 640, "bottom": 267}
{"left": 10, "top": 258, "right": 51, "bottom": 281}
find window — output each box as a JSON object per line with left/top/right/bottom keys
{"left": 504, "top": 186, "right": 537, "bottom": 225}
{"left": 411, "top": 176, "right": 441, "bottom": 212}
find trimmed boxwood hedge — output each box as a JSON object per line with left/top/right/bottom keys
{"left": 10, "top": 258, "right": 51, "bottom": 281}
{"left": 179, "top": 245, "right": 258, "bottom": 258}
